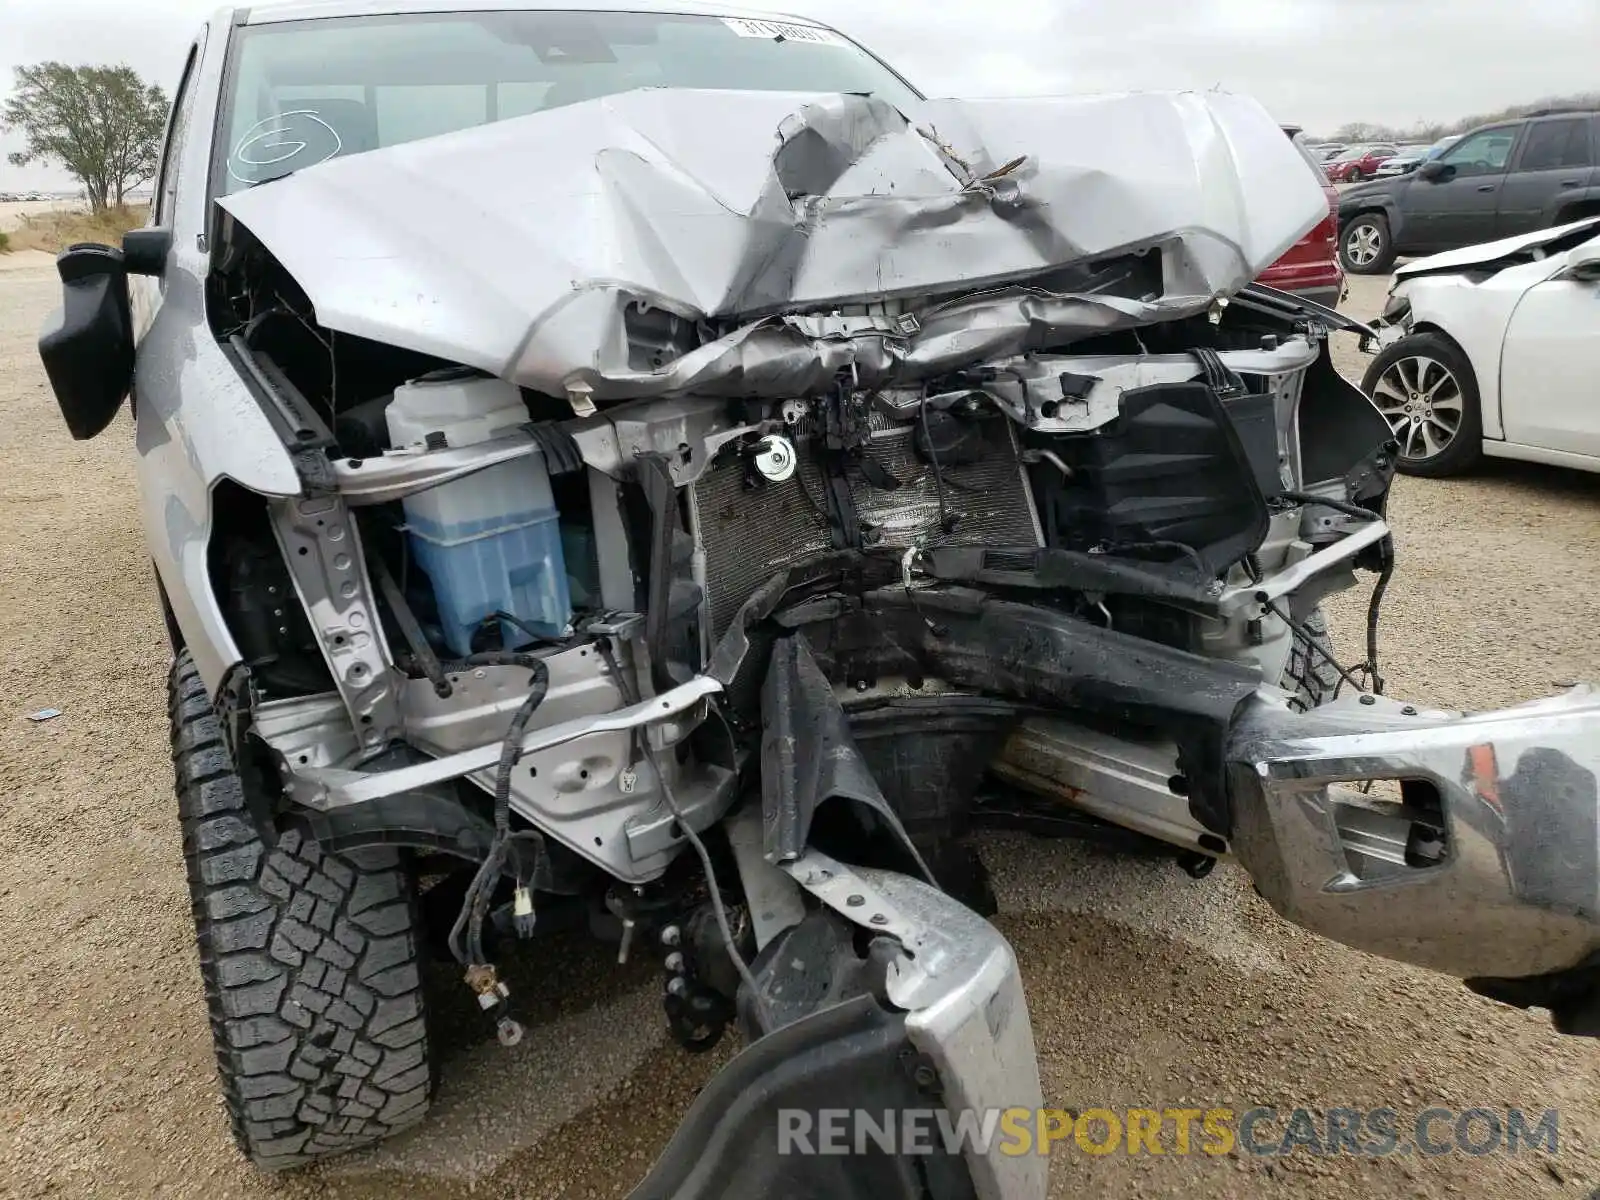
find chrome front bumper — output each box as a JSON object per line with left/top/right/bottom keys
{"left": 630, "top": 850, "right": 1045, "bottom": 1200}
{"left": 1228, "top": 685, "right": 1600, "bottom": 980}
{"left": 785, "top": 851, "right": 1046, "bottom": 1200}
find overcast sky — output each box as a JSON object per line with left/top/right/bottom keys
{"left": 5, "top": 0, "right": 1598, "bottom": 189}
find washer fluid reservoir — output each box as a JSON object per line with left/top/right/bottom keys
{"left": 385, "top": 369, "right": 571, "bottom": 655}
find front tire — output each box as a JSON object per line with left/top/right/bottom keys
{"left": 1361, "top": 332, "right": 1482, "bottom": 477}
{"left": 1340, "top": 212, "right": 1397, "bottom": 274}
{"left": 1281, "top": 607, "right": 1341, "bottom": 712}
{"left": 172, "top": 653, "right": 433, "bottom": 1170}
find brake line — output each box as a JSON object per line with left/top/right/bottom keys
{"left": 1263, "top": 597, "right": 1370, "bottom": 700}
{"left": 641, "top": 738, "right": 760, "bottom": 999}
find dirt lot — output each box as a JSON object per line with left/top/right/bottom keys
{"left": 2, "top": 263, "right": 1598, "bottom": 1200}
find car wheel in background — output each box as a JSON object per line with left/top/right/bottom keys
{"left": 1361, "top": 332, "right": 1482, "bottom": 477}
{"left": 1340, "top": 213, "right": 1397, "bottom": 274}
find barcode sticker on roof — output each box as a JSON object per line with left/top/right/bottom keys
{"left": 721, "top": 17, "right": 846, "bottom": 45}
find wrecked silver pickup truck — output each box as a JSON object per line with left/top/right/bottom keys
{"left": 37, "top": 3, "right": 1600, "bottom": 1196}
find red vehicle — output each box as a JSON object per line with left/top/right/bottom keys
{"left": 1324, "top": 143, "right": 1398, "bottom": 182}
{"left": 1255, "top": 126, "right": 1344, "bottom": 309}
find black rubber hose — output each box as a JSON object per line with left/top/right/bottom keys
{"left": 1278, "top": 490, "right": 1381, "bottom": 523}
{"left": 1265, "top": 597, "right": 1370, "bottom": 697}
{"left": 370, "top": 553, "right": 452, "bottom": 698}
{"left": 595, "top": 637, "right": 642, "bottom": 712}
{"left": 918, "top": 392, "right": 956, "bottom": 535}
{"left": 1365, "top": 536, "right": 1395, "bottom": 695}
{"left": 479, "top": 610, "right": 549, "bottom": 650}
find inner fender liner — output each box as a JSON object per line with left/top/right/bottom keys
{"left": 847, "top": 697, "right": 1017, "bottom": 913}
{"left": 761, "top": 634, "right": 935, "bottom": 879}
{"left": 1295, "top": 348, "right": 1396, "bottom": 491}
{"left": 627, "top": 992, "right": 978, "bottom": 1200}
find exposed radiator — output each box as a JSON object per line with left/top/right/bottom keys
{"left": 690, "top": 414, "right": 1043, "bottom": 635}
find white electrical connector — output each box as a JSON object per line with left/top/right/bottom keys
{"left": 476, "top": 980, "right": 510, "bottom": 1011}
{"left": 512, "top": 885, "right": 536, "bottom": 939}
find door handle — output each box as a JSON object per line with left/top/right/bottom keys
{"left": 1477, "top": 184, "right": 1495, "bottom": 192}
{"left": 1559, "top": 179, "right": 1581, "bottom": 187}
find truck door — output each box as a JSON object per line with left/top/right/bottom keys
{"left": 1495, "top": 117, "right": 1595, "bottom": 238}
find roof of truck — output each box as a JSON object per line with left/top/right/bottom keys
{"left": 234, "top": 0, "right": 831, "bottom": 27}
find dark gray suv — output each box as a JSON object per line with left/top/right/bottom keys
{"left": 1338, "top": 111, "right": 1600, "bottom": 273}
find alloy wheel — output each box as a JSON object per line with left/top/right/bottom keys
{"left": 1370, "top": 355, "right": 1464, "bottom": 461}
{"left": 1345, "top": 222, "right": 1383, "bottom": 268}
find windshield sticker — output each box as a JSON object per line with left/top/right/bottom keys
{"left": 720, "top": 17, "right": 845, "bottom": 45}
{"left": 228, "top": 111, "right": 344, "bottom": 185}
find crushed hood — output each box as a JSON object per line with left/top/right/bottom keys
{"left": 218, "top": 88, "right": 1327, "bottom": 402}
{"left": 1395, "top": 214, "right": 1600, "bottom": 279}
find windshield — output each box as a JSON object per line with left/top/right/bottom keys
{"left": 1333, "top": 147, "right": 1368, "bottom": 162}
{"left": 218, "top": 9, "right": 921, "bottom": 193}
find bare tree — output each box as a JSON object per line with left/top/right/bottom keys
{"left": 2, "top": 63, "right": 169, "bottom": 211}
{"left": 1332, "top": 122, "right": 1389, "bottom": 143}
{"left": 1314, "top": 92, "right": 1600, "bottom": 148}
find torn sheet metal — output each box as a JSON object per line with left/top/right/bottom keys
{"left": 218, "top": 87, "right": 1327, "bottom": 402}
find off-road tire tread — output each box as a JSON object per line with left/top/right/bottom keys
{"left": 171, "top": 652, "right": 431, "bottom": 1171}
{"left": 1282, "top": 607, "right": 1341, "bottom": 712}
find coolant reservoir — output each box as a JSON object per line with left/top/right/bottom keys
{"left": 385, "top": 368, "right": 571, "bottom": 655}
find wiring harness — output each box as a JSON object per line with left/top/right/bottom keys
{"left": 1277, "top": 490, "right": 1394, "bottom": 696}
{"left": 440, "top": 651, "right": 550, "bottom": 1045}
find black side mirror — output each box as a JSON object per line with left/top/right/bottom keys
{"left": 1416, "top": 161, "right": 1452, "bottom": 182}
{"left": 123, "top": 227, "right": 172, "bottom": 276}
{"left": 37, "top": 243, "right": 134, "bottom": 440}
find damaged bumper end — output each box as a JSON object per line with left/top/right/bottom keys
{"left": 630, "top": 851, "right": 1045, "bottom": 1200}
{"left": 1228, "top": 685, "right": 1600, "bottom": 996}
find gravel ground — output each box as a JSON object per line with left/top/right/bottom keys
{"left": 2, "top": 263, "right": 1598, "bottom": 1199}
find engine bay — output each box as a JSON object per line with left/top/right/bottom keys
{"left": 201, "top": 216, "right": 1397, "bottom": 912}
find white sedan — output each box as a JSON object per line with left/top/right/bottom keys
{"left": 1362, "top": 215, "right": 1600, "bottom": 476}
